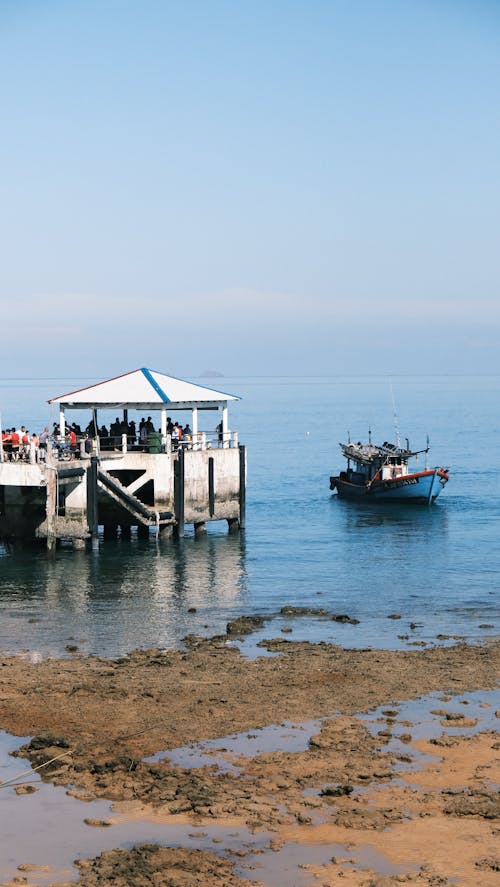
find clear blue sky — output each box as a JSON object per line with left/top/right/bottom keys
{"left": 1, "top": 0, "right": 499, "bottom": 377}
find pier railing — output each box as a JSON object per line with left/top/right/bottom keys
{"left": 0, "top": 430, "right": 239, "bottom": 463}
{"left": 98, "top": 430, "right": 238, "bottom": 455}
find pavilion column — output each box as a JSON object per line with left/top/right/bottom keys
{"left": 161, "top": 408, "right": 168, "bottom": 451}
{"left": 59, "top": 409, "right": 65, "bottom": 439}
{"left": 222, "top": 403, "right": 229, "bottom": 448}
{"left": 192, "top": 408, "right": 198, "bottom": 443}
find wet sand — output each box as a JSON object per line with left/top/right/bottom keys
{"left": 0, "top": 629, "right": 498, "bottom": 886}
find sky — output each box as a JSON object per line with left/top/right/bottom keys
{"left": 1, "top": 0, "right": 499, "bottom": 378}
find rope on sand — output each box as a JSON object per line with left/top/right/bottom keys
{"left": 0, "top": 748, "right": 72, "bottom": 790}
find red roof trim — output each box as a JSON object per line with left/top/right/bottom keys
{"left": 48, "top": 369, "right": 142, "bottom": 403}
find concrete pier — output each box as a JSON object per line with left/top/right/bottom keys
{"left": 0, "top": 367, "right": 245, "bottom": 548}
{"left": 0, "top": 439, "right": 246, "bottom": 547}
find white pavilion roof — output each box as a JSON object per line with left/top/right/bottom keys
{"left": 48, "top": 368, "right": 239, "bottom": 411}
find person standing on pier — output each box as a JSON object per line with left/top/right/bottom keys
{"left": 10, "top": 428, "right": 20, "bottom": 460}
{"left": 39, "top": 427, "right": 50, "bottom": 460}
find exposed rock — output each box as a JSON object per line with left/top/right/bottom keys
{"left": 226, "top": 616, "right": 266, "bottom": 635}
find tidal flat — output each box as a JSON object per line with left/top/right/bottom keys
{"left": 0, "top": 630, "right": 498, "bottom": 886}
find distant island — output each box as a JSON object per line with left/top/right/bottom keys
{"left": 200, "top": 370, "right": 225, "bottom": 378}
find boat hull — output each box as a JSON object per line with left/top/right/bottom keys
{"left": 330, "top": 469, "right": 448, "bottom": 503}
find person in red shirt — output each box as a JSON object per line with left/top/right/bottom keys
{"left": 10, "top": 429, "right": 20, "bottom": 460}
{"left": 68, "top": 428, "right": 77, "bottom": 457}
{"left": 1, "top": 429, "right": 11, "bottom": 461}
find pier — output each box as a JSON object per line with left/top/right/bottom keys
{"left": 0, "top": 369, "right": 246, "bottom": 549}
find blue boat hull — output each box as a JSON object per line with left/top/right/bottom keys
{"left": 331, "top": 468, "right": 448, "bottom": 503}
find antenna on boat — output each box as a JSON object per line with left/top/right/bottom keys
{"left": 389, "top": 380, "right": 401, "bottom": 448}
{"left": 368, "top": 426, "right": 372, "bottom": 444}
{"left": 348, "top": 429, "right": 351, "bottom": 444}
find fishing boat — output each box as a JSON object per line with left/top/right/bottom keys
{"left": 329, "top": 436, "right": 449, "bottom": 503}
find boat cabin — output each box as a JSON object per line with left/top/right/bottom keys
{"left": 340, "top": 441, "right": 413, "bottom": 485}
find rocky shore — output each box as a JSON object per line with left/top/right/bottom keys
{"left": 0, "top": 626, "right": 498, "bottom": 886}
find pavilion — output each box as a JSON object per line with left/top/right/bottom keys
{"left": 48, "top": 367, "right": 240, "bottom": 444}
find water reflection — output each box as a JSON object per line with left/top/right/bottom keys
{"left": 0, "top": 532, "right": 247, "bottom": 658}
{"left": 332, "top": 496, "right": 449, "bottom": 536}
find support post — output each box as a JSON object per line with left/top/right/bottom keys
{"left": 46, "top": 457, "right": 57, "bottom": 552}
{"left": 208, "top": 456, "right": 215, "bottom": 517}
{"left": 239, "top": 444, "right": 246, "bottom": 530}
{"left": 161, "top": 410, "right": 168, "bottom": 451}
{"left": 87, "top": 455, "right": 99, "bottom": 549}
{"left": 174, "top": 447, "right": 185, "bottom": 537}
{"left": 59, "top": 409, "right": 65, "bottom": 440}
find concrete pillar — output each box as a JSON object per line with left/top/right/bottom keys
{"left": 239, "top": 444, "right": 246, "bottom": 530}
{"left": 59, "top": 409, "right": 65, "bottom": 439}
{"left": 192, "top": 408, "right": 198, "bottom": 439}
{"left": 46, "top": 459, "right": 57, "bottom": 552}
{"left": 222, "top": 403, "right": 229, "bottom": 448}
{"left": 208, "top": 456, "right": 215, "bottom": 517}
{"left": 174, "top": 447, "right": 185, "bottom": 537}
{"left": 87, "top": 456, "right": 99, "bottom": 550}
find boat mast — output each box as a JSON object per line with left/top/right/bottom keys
{"left": 390, "top": 381, "right": 401, "bottom": 448}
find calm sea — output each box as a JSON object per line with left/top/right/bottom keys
{"left": 0, "top": 375, "right": 498, "bottom": 657}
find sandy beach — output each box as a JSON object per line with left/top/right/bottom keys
{"left": 0, "top": 627, "right": 498, "bottom": 886}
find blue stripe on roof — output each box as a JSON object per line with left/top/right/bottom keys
{"left": 141, "top": 367, "right": 171, "bottom": 402}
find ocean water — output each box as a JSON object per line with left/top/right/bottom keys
{"left": 0, "top": 374, "right": 499, "bottom": 657}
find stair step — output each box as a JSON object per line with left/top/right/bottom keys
{"left": 97, "top": 468, "right": 173, "bottom": 527}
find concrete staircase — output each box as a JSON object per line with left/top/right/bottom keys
{"left": 97, "top": 468, "right": 174, "bottom": 528}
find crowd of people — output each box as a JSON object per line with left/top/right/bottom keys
{"left": 1, "top": 426, "right": 43, "bottom": 462}
{"left": 84, "top": 416, "right": 193, "bottom": 448}
{"left": 1, "top": 416, "right": 195, "bottom": 462}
